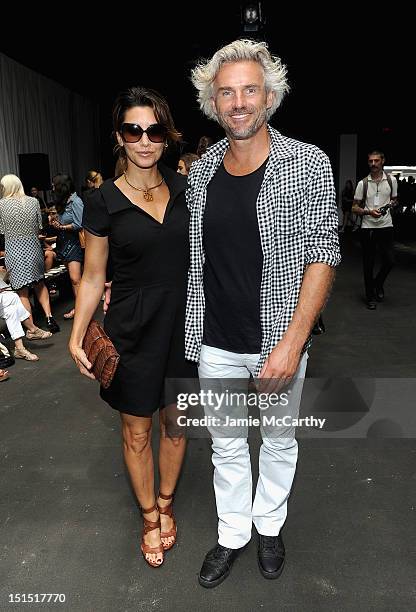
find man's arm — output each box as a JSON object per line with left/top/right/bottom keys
{"left": 352, "top": 180, "right": 366, "bottom": 216}
{"left": 260, "top": 149, "right": 340, "bottom": 387}
{"left": 282, "top": 262, "right": 334, "bottom": 348}
{"left": 351, "top": 179, "right": 384, "bottom": 217}
{"left": 259, "top": 263, "right": 334, "bottom": 387}
{"left": 352, "top": 199, "right": 381, "bottom": 218}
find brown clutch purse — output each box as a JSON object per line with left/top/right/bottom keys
{"left": 82, "top": 319, "right": 120, "bottom": 389}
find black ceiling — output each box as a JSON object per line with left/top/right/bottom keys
{"left": 1, "top": 3, "right": 414, "bottom": 163}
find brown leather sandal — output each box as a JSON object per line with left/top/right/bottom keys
{"left": 158, "top": 492, "right": 177, "bottom": 551}
{"left": 140, "top": 503, "right": 164, "bottom": 567}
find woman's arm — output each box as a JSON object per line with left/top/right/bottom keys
{"left": 36, "top": 203, "right": 43, "bottom": 232}
{"left": 54, "top": 197, "right": 84, "bottom": 232}
{"left": 71, "top": 196, "right": 84, "bottom": 231}
{"left": 68, "top": 230, "right": 109, "bottom": 378}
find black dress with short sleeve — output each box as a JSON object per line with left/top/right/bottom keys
{"left": 82, "top": 164, "right": 197, "bottom": 417}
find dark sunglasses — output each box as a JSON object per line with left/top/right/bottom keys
{"left": 120, "top": 123, "right": 168, "bottom": 144}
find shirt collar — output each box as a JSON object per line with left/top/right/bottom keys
{"left": 103, "top": 162, "right": 186, "bottom": 214}
{"left": 368, "top": 171, "right": 387, "bottom": 182}
{"left": 201, "top": 125, "right": 297, "bottom": 165}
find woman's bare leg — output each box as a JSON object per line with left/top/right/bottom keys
{"left": 64, "top": 261, "right": 82, "bottom": 317}
{"left": 33, "top": 281, "right": 52, "bottom": 318}
{"left": 120, "top": 413, "right": 162, "bottom": 565}
{"left": 15, "top": 288, "right": 36, "bottom": 329}
{"left": 16, "top": 287, "right": 32, "bottom": 318}
{"left": 44, "top": 250, "right": 56, "bottom": 272}
{"left": 158, "top": 408, "right": 186, "bottom": 547}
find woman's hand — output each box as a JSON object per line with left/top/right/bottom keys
{"left": 50, "top": 218, "right": 61, "bottom": 229}
{"left": 103, "top": 281, "right": 112, "bottom": 313}
{"left": 69, "top": 343, "right": 96, "bottom": 380}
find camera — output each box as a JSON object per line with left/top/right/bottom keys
{"left": 378, "top": 203, "right": 391, "bottom": 216}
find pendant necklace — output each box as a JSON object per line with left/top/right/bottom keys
{"left": 124, "top": 172, "right": 164, "bottom": 202}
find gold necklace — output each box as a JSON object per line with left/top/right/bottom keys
{"left": 123, "top": 172, "right": 164, "bottom": 202}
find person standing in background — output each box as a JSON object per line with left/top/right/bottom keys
{"left": 196, "top": 135, "right": 213, "bottom": 157}
{"left": 352, "top": 151, "right": 397, "bottom": 310}
{"left": 177, "top": 153, "right": 199, "bottom": 176}
{"left": 339, "top": 179, "right": 355, "bottom": 233}
{"left": 0, "top": 174, "right": 59, "bottom": 336}
{"left": 50, "top": 174, "right": 84, "bottom": 320}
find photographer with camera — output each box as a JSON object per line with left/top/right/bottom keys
{"left": 352, "top": 150, "right": 398, "bottom": 309}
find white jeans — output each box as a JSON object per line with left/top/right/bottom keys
{"left": 198, "top": 344, "right": 308, "bottom": 549}
{"left": 0, "top": 291, "right": 30, "bottom": 340}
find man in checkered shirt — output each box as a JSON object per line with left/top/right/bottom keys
{"left": 186, "top": 40, "right": 341, "bottom": 588}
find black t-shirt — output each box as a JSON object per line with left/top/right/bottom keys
{"left": 203, "top": 160, "right": 266, "bottom": 354}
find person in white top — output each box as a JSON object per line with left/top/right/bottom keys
{"left": 352, "top": 150, "right": 398, "bottom": 309}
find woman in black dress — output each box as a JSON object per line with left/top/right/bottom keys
{"left": 69, "top": 87, "right": 196, "bottom": 568}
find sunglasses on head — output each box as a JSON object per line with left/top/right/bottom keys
{"left": 120, "top": 122, "right": 168, "bottom": 143}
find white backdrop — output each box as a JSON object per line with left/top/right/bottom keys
{"left": 0, "top": 53, "right": 100, "bottom": 192}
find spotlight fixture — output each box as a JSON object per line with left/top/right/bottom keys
{"left": 241, "top": 2, "right": 265, "bottom": 32}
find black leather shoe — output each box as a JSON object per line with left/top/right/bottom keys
{"left": 46, "top": 316, "right": 60, "bottom": 333}
{"left": 198, "top": 544, "right": 242, "bottom": 588}
{"left": 375, "top": 286, "right": 384, "bottom": 302}
{"left": 258, "top": 534, "right": 285, "bottom": 579}
{"left": 366, "top": 300, "right": 377, "bottom": 310}
{"left": 0, "top": 353, "right": 14, "bottom": 368}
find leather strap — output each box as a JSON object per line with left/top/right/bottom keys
{"left": 158, "top": 492, "right": 174, "bottom": 501}
{"left": 158, "top": 492, "right": 174, "bottom": 517}
{"left": 141, "top": 502, "right": 158, "bottom": 514}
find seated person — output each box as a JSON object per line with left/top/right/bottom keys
{"left": 30, "top": 186, "right": 46, "bottom": 209}
{"left": 0, "top": 270, "right": 52, "bottom": 360}
{"left": 39, "top": 210, "right": 57, "bottom": 272}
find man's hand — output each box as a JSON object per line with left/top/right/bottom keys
{"left": 369, "top": 209, "right": 382, "bottom": 218}
{"left": 258, "top": 339, "right": 302, "bottom": 393}
{"left": 103, "top": 281, "right": 112, "bottom": 313}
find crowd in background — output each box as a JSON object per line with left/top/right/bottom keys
{"left": 1, "top": 136, "right": 415, "bottom": 383}
{"left": 0, "top": 134, "right": 214, "bottom": 381}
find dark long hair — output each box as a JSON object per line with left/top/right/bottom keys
{"left": 52, "top": 174, "right": 75, "bottom": 214}
{"left": 196, "top": 135, "right": 213, "bottom": 157}
{"left": 112, "top": 86, "right": 181, "bottom": 168}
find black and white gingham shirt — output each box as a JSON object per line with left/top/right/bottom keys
{"left": 185, "top": 126, "right": 341, "bottom": 374}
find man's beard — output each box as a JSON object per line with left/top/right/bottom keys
{"left": 217, "top": 105, "right": 267, "bottom": 140}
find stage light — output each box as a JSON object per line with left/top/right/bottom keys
{"left": 241, "top": 2, "right": 265, "bottom": 32}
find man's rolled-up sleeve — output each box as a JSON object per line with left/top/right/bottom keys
{"left": 304, "top": 151, "right": 341, "bottom": 268}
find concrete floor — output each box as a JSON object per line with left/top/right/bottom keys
{"left": 0, "top": 233, "right": 415, "bottom": 611}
